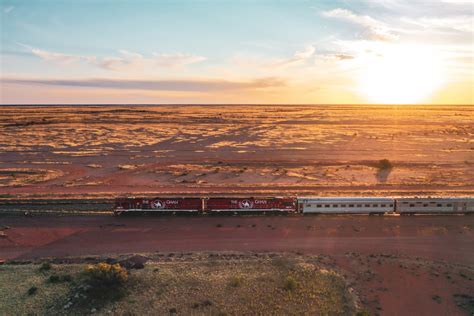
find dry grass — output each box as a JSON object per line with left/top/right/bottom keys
{"left": 0, "top": 255, "right": 357, "bottom": 315}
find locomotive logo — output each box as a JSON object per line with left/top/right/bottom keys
{"left": 152, "top": 200, "right": 165, "bottom": 209}
{"left": 239, "top": 200, "right": 254, "bottom": 209}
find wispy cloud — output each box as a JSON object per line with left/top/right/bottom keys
{"left": 96, "top": 50, "right": 207, "bottom": 70}
{"left": 269, "top": 45, "right": 316, "bottom": 68}
{"left": 2, "top": 77, "right": 286, "bottom": 92}
{"left": 400, "top": 16, "right": 473, "bottom": 33}
{"left": 19, "top": 44, "right": 206, "bottom": 71}
{"left": 31, "top": 47, "right": 96, "bottom": 64}
{"left": 3, "top": 6, "right": 14, "bottom": 14}
{"left": 332, "top": 54, "right": 355, "bottom": 60}
{"left": 152, "top": 53, "right": 207, "bottom": 67}
{"left": 322, "top": 8, "right": 398, "bottom": 42}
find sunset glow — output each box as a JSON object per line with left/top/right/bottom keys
{"left": 357, "top": 45, "right": 445, "bottom": 104}
{"left": 0, "top": 1, "right": 473, "bottom": 104}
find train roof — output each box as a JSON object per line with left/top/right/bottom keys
{"left": 397, "top": 197, "right": 474, "bottom": 201}
{"left": 297, "top": 197, "right": 394, "bottom": 201}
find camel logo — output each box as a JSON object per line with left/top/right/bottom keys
{"left": 239, "top": 200, "right": 254, "bottom": 209}
{"left": 152, "top": 200, "right": 165, "bottom": 209}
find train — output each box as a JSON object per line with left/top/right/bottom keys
{"left": 113, "top": 196, "right": 474, "bottom": 215}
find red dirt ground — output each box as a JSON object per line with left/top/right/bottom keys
{"left": 1, "top": 215, "right": 473, "bottom": 315}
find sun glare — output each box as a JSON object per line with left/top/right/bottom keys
{"left": 358, "top": 45, "right": 444, "bottom": 104}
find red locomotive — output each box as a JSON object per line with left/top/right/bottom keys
{"left": 206, "top": 197, "right": 296, "bottom": 213}
{"left": 114, "top": 197, "right": 296, "bottom": 215}
{"left": 114, "top": 197, "right": 202, "bottom": 215}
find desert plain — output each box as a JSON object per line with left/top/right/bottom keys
{"left": 0, "top": 104, "right": 473, "bottom": 199}
{"left": 0, "top": 104, "right": 473, "bottom": 315}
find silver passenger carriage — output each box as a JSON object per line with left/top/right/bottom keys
{"left": 298, "top": 197, "right": 395, "bottom": 214}
{"left": 396, "top": 197, "right": 474, "bottom": 213}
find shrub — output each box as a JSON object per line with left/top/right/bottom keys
{"left": 283, "top": 276, "right": 297, "bottom": 291}
{"left": 356, "top": 310, "right": 371, "bottom": 316}
{"left": 38, "top": 262, "right": 52, "bottom": 272}
{"left": 377, "top": 159, "right": 393, "bottom": 170}
{"left": 48, "top": 274, "right": 73, "bottom": 284}
{"left": 27, "top": 286, "right": 38, "bottom": 296}
{"left": 229, "top": 275, "right": 243, "bottom": 287}
{"left": 83, "top": 263, "right": 128, "bottom": 289}
{"left": 432, "top": 295, "right": 442, "bottom": 303}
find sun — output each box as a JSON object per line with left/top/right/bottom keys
{"left": 357, "top": 45, "right": 444, "bottom": 104}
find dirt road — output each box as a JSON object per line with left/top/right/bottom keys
{"left": 0, "top": 215, "right": 472, "bottom": 263}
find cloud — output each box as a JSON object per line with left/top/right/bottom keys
{"left": 2, "top": 77, "right": 286, "bottom": 92}
{"left": 3, "top": 6, "right": 14, "bottom": 14}
{"left": 96, "top": 50, "right": 207, "bottom": 70}
{"left": 401, "top": 16, "right": 473, "bottom": 33}
{"left": 152, "top": 53, "right": 207, "bottom": 67}
{"left": 31, "top": 48, "right": 96, "bottom": 64}
{"left": 18, "top": 43, "right": 96, "bottom": 65}
{"left": 270, "top": 45, "right": 316, "bottom": 68}
{"left": 322, "top": 8, "right": 398, "bottom": 41}
{"left": 19, "top": 44, "right": 206, "bottom": 70}
{"left": 333, "top": 54, "right": 355, "bottom": 60}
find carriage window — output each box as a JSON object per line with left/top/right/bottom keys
{"left": 447, "top": 204, "right": 452, "bottom": 207}
{"left": 349, "top": 204, "right": 354, "bottom": 207}
{"left": 365, "top": 204, "right": 370, "bottom": 207}
{"left": 316, "top": 204, "right": 322, "bottom": 207}
{"left": 333, "top": 204, "right": 338, "bottom": 207}
{"left": 423, "top": 204, "right": 428, "bottom": 207}
{"left": 357, "top": 204, "right": 363, "bottom": 207}
{"left": 373, "top": 204, "right": 378, "bottom": 207}
{"left": 381, "top": 204, "right": 386, "bottom": 207}
{"left": 437, "top": 204, "right": 442, "bottom": 207}
{"left": 389, "top": 204, "right": 393, "bottom": 207}
{"left": 325, "top": 205, "right": 330, "bottom": 208}
{"left": 340, "top": 204, "right": 346, "bottom": 207}
{"left": 409, "top": 204, "right": 415, "bottom": 207}
{"left": 306, "top": 204, "right": 312, "bottom": 207}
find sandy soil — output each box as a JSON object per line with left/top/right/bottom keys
{"left": 1, "top": 215, "right": 473, "bottom": 315}
{"left": 0, "top": 105, "right": 473, "bottom": 198}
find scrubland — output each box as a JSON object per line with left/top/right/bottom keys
{"left": 0, "top": 254, "right": 358, "bottom": 315}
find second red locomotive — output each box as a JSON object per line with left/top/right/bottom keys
{"left": 114, "top": 197, "right": 296, "bottom": 215}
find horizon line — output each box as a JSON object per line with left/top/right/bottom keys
{"left": 1, "top": 103, "right": 473, "bottom": 107}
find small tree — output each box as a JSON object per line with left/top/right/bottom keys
{"left": 377, "top": 159, "right": 393, "bottom": 170}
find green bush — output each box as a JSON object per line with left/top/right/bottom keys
{"left": 229, "top": 275, "right": 243, "bottom": 287}
{"left": 38, "top": 262, "right": 52, "bottom": 272}
{"left": 48, "top": 274, "right": 73, "bottom": 284}
{"left": 27, "top": 286, "right": 38, "bottom": 296}
{"left": 283, "top": 276, "right": 297, "bottom": 291}
{"left": 356, "top": 310, "right": 371, "bottom": 316}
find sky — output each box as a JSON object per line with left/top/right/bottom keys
{"left": 0, "top": 0, "right": 473, "bottom": 104}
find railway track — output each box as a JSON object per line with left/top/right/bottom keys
{"left": 0, "top": 199, "right": 113, "bottom": 214}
